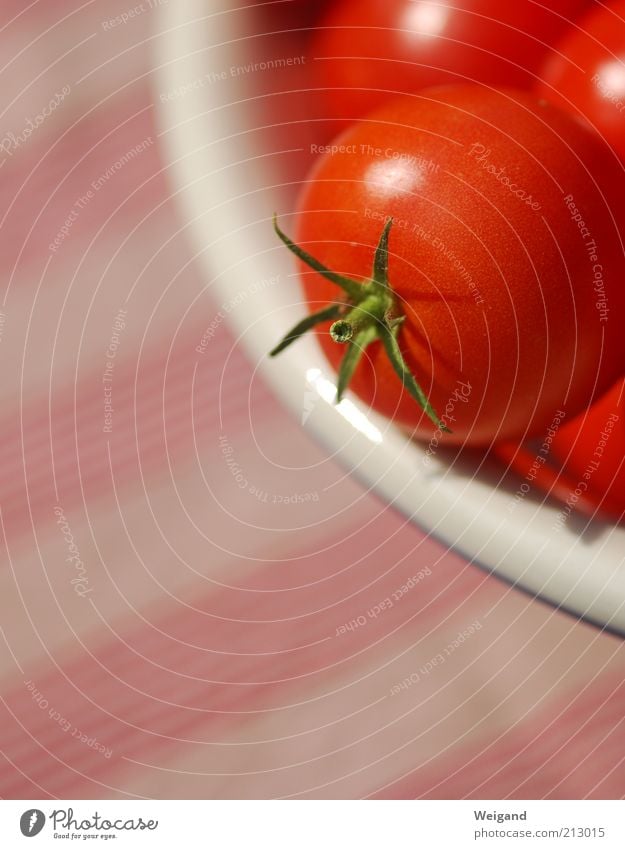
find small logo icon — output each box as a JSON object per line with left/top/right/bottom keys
{"left": 20, "top": 809, "right": 45, "bottom": 837}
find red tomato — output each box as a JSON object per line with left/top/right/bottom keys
{"left": 311, "top": 0, "right": 591, "bottom": 122}
{"left": 252, "top": 0, "right": 328, "bottom": 28}
{"left": 497, "top": 378, "right": 625, "bottom": 521}
{"left": 536, "top": 1, "right": 625, "bottom": 162}
{"left": 271, "top": 87, "right": 625, "bottom": 446}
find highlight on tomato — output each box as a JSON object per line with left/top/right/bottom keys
{"left": 270, "top": 86, "right": 625, "bottom": 447}
{"left": 536, "top": 0, "right": 625, "bottom": 163}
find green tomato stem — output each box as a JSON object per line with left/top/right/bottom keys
{"left": 330, "top": 292, "right": 391, "bottom": 343}
{"left": 270, "top": 215, "right": 449, "bottom": 432}
{"left": 336, "top": 325, "right": 378, "bottom": 402}
{"left": 273, "top": 215, "right": 364, "bottom": 302}
{"left": 269, "top": 304, "right": 343, "bottom": 357}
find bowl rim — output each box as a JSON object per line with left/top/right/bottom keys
{"left": 153, "top": 0, "right": 625, "bottom": 637}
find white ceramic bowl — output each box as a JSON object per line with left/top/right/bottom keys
{"left": 154, "top": 0, "right": 625, "bottom": 633}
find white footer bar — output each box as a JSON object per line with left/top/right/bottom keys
{"left": 1, "top": 799, "right": 623, "bottom": 847}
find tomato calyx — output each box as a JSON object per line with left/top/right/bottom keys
{"left": 270, "top": 215, "right": 448, "bottom": 431}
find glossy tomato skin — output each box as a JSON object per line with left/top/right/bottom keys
{"left": 312, "top": 0, "right": 591, "bottom": 122}
{"left": 293, "top": 87, "right": 625, "bottom": 446}
{"left": 498, "top": 378, "right": 625, "bottom": 520}
{"left": 536, "top": 1, "right": 625, "bottom": 162}
{"left": 254, "top": 0, "right": 328, "bottom": 28}
{"left": 551, "top": 378, "right": 625, "bottom": 519}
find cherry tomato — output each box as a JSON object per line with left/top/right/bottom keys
{"left": 271, "top": 86, "right": 625, "bottom": 446}
{"left": 252, "top": 0, "right": 328, "bottom": 29}
{"left": 497, "top": 378, "right": 625, "bottom": 520}
{"left": 536, "top": 1, "right": 625, "bottom": 162}
{"left": 311, "top": 0, "right": 591, "bottom": 122}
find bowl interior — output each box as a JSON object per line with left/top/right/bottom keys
{"left": 154, "top": 0, "right": 625, "bottom": 633}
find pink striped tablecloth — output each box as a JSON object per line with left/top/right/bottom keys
{"left": 0, "top": 0, "right": 624, "bottom": 800}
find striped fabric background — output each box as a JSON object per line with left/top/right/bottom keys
{"left": 0, "top": 0, "right": 624, "bottom": 800}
